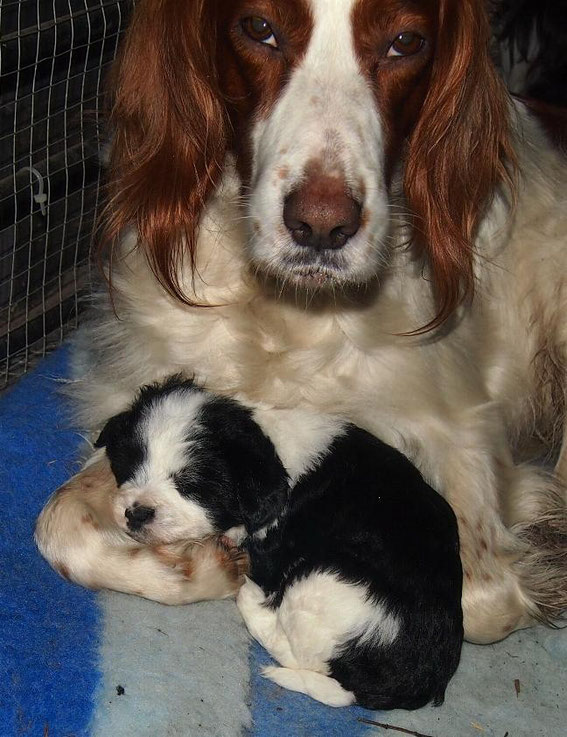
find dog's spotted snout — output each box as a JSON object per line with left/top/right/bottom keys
{"left": 283, "top": 175, "right": 361, "bottom": 251}
{"left": 125, "top": 504, "right": 155, "bottom": 531}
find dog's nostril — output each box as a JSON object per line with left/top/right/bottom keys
{"left": 289, "top": 222, "right": 313, "bottom": 247}
{"left": 125, "top": 504, "right": 155, "bottom": 531}
{"left": 330, "top": 226, "right": 350, "bottom": 249}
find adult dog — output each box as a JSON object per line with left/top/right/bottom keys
{"left": 53, "top": 0, "right": 566, "bottom": 644}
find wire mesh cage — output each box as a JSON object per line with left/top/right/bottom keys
{"left": 0, "top": 0, "right": 132, "bottom": 390}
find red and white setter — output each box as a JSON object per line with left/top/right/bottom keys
{"left": 37, "top": 0, "right": 566, "bottom": 644}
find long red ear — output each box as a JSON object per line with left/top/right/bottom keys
{"left": 405, "top": 0, "right": 516, "bottom": 330}
{"left": 103, "top": 0, "right": 229, "bottom": 302}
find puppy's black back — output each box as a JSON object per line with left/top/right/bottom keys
{"left": 249, "top": 425, "right": 463, "bottom": 710}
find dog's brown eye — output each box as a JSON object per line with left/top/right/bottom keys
{"left": 387, "top": 32, "right": 424, "bottom": 58}
{"left": 242, "top": 17, "right": 278, "bottom": 48}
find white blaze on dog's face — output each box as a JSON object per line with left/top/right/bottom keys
{"left": 96, "top": 387, "right": 217, "bottom": 543}
{"left": 248, "top": 0, "right": 386, "bottom": 287}
{"left": 119, "top": 391, "right": 215, "bottom": 542}
{"left": 220, "top": 0, "right": 434, "bottom": 290}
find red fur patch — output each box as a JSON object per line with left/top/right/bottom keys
{"left": 218, "top": 0, "right": 313, "bottom": 183}
{"left": 103, "top": 0, "right": 313, "bottom": 301}
{"left": 353, "top": 0, "right": 516, "bottom": 329}
{"left": 103, "top": 0, "right": 515, "bottom": 329}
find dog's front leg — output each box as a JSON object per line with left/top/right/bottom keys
{"left": 35, "top": 457, "right": 248, "bottom": 604}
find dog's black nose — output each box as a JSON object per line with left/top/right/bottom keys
{"left": 125, "top": 504, "right": 155, "bottom": 531}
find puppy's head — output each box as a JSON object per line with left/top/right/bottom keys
{"left": 95, "top": 377, "right": 289, "bottom": 543}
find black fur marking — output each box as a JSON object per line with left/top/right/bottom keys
{"left": 193, "top": 397, "right": 289, "bottom": 534}
{"left": 247, "top": 426, "right": 463, "bottom": 710}
{"left": 95, "top": 410, "right": 145, "bottom": 487}
{"left": 172, "top": 395, "right": 289, "bottom": 533}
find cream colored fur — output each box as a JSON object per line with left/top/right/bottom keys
{"left": 39, "top": 102, "right": 567, "bottom": 643}
{"left": 35, "top": 452, "right": 248, "bottom": 605}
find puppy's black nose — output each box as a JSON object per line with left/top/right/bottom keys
{"left": 125, "top": 504, "right": 155, "bottom": 531}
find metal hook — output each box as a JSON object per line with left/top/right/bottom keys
{"left": 19, "top": 166, "right": 48, "bottom": 216}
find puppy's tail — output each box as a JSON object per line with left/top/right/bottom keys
{"left": 262, "top": 666, "right": 355, "bottom": 707}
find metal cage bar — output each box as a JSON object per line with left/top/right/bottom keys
{"left": 0, "top": 0, "right": 132, "bottom": 389}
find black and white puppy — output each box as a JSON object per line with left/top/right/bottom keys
{"left": 96, "top": 376, "right": 463, "bottom": 710}
{"left": 95, "top": 377, "right": 288, "bottom": 544}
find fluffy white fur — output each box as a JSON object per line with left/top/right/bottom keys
{"left": 68, "top": 102, "right": 567, "bottom": 643}
{"left": 35, "top": 450, "right": 248, "bottom": 605}
{"left": 41, "top": 0, "right": 566, "bottom": 644}
{"left": 237, "top": 573, "right": 402, "bottom": 707}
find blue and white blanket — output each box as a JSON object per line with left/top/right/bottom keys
{"left": 1, "top": 346, "right": 565, "bottom": 737}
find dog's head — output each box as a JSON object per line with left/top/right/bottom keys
{"left": 95, "top": 378, "right": 289, "bottom": 543}
{"left": 105, "top": 0, "right": 513, "bottom": 327}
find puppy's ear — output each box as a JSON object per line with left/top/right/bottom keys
{"left": 202, "top": 398, "right": 290, "bottom": 533}
{"left": 94, "top": 411, "right": 131, "bottom": 449}
{"left": 235, "top": 454, "right": 289, "bottom": 535}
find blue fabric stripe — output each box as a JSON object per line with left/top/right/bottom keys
{"left": 0, "top": 347, "right": 101, "bottom": 737}
{"left": 3, "top": 345, "right": 564, "bottom": 736}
